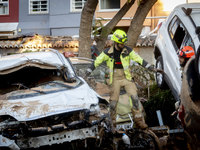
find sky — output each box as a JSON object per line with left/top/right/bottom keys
{"left": 162, "top": 0, "right": 200, "bottom": 11}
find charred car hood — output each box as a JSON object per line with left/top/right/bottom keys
{"left": 0, "top": 83, "right": 99, "bottom": 121}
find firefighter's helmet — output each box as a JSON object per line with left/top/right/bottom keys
{"left": 178, "top": 46, "right": 195, "bottom": 58}
{"left": 111, "top": 29, "right": 128, "bottom": 44}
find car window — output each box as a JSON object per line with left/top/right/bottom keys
{"left": 168, "top": 16, "right": 178, "bottom": 39}
{"left": 168, "top": 16, "right": 194, "bottom": 52}
{"left": 180, "top": 33, "right": 195, "bottom": 51}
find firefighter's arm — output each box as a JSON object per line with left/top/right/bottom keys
{"left": 85, "top": 52, "right": 109, "bottom": 77}
{"left": 129, "top": 50, "right": 163, "bottom": 73}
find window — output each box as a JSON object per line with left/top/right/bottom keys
{"left": 29, "top": 0, "right": 49, "bottom": 14}
{"left": 71, "top": 0, "right": 86, "bottom": 12}
{"left": 0, "top": 0, "right": 9, "bottom": 15}
{"left": 168, "top": 16, "right": 194, "bottom": 51}
{"left": 99, "top": 0, "right": 120, "bottom": 11}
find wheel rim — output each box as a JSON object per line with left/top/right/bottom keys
{"left": 156, "top": 61, "right": 163, "bottom": 85}
{"left": 131, "top": 132, "right": 156, "bottom": 150}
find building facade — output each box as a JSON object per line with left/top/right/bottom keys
{"left": 0, "top": 0, "right": 85, "bottom": 36}
{"left": 0, "top": 0, "right": 19, "bottom": 36}
{"left": 1, "top": 0, "right": 194, "bottom": 37}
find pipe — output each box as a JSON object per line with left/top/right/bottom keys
{"left": 51, "top": 124, "right": 64, "bottom": 131}
{"left": 29, "top": 127, "right": 48, "bottom": 133}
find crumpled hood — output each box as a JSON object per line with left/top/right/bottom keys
{"left": 0, "top": 84, "right": 99, "bottom": 121}
{"left": 0, "top": 51, "right": 75, "bottom": 77}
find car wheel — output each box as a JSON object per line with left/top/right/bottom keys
{"left": 156, "top": 56, "right": 167, "bottom": 89}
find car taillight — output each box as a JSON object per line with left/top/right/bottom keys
{"left": 63, "top": 52, "right": 75, "bottom": 58}
{"left": 158, "top": 22, "right": 163, "bottom": 30}
{"left": 178, "top": 104, "right": 185, "bottom": 127}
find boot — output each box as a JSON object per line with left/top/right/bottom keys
{"left": 132, "top": 109, "right": 148, "bottom": 129}
{"left": 110, "top": 101, "right": 118, "bottom": 134}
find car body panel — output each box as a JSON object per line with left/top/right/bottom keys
{"left": 154, "top": 3, "right": 200, "bottom": 97}
{"left": 0, "top": 83, "right": 98, "bottom": 121}
{"left": 179, "top": 58, "right": 200, "bottom": 149}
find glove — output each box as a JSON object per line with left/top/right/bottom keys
{"left": 83, "top": 68, "right": 92, "bottom": 79}
{"left": 148, "top": 65, "right": 164, "bottom": 74}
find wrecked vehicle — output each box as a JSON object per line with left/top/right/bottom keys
{"left": 179, "top": 57, "right": 200, "bottom": 150}
{"left": 0, "top": 49, "right": 113, "bottom": 149}
{"left": 154, "top": 3, "right": 200, "bottom": 101}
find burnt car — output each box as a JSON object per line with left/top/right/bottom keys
{"left": 0, "top": 49, "right": 112, "bottom": 149}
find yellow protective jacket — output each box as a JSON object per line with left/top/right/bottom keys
{"left": 91, "top": 46, "right": 149, "bottom": 85}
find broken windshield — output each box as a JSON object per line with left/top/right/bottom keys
{"left": 4, "top": 80, "right": 82, "bottom": 100}
{"left": 0, "top": 62, "right": 82, "bottom": 100}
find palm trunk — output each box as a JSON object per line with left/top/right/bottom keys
{"left": 96, "top": 0, "right": 136, "bottom": 52}
{"left": 127, "top": 0, "right": 158, "bottom": 48}
{"left": 79, "top": 0, "right": 98, "bottom": 58}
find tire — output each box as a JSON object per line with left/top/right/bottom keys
{"left": 155, "top": 56, "right": 167, "bottom": 89}
{"left": 130, "top": 130, "right": 160, "bottom": 150}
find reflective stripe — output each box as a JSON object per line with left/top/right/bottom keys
{"left": 108, "top": 69, "right": 113, "bottom": 72}
{"left": 124, "top": 66, "right": 129, "bottom": 70}
{"left": 115, "top": 62, "right": 122, "bottom": 64}
{"left": 145, "top": 63, "right": 151, "bottom": 68}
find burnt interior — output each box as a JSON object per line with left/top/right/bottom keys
{"left": 0, "top": 66, "right": 64, "bottom": 95}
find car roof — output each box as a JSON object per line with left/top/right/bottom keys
{"left": 174, "top": 3, "right": 200, "bottom": 9}
{"left": 70, "top": 57, "right": 93, "bottom": 65}
{"left": 0, "top": 51, "right": 67, "bottom": 71}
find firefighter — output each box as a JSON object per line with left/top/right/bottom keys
{"left": 175, "top": 46, "right": 195, "bottom": 111}
{"left": 85, "top": 29, "right": 162, "bottom": 130}
{"left": 178, "top": 46, "right": 195, "bottom": 80}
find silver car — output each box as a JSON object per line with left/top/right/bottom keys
{"left": 154, "top": 3, "right": 200, "bottom": 101}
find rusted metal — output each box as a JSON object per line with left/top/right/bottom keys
{"left": 16, "top": 125, "right": 98, "bottom": 149}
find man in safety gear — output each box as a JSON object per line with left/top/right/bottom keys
{"left": 178, "top": 46, "right": 195, "bottom": 80}
{"left": 85, "top": 29, "right": 161, "bottom": 130}
{"left": 174, "top": 46, "right": 195, "bottom": 112}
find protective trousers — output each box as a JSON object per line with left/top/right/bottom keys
{"left": 108, "top": 69, "right": 148, "bottom": 129}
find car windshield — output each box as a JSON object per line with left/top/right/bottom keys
{"left": 0, "top": 63, "right": 83, "bottom": 100}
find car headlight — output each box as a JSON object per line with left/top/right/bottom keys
{"left": 90, "top": 104, "right": 103, "bottom": 117}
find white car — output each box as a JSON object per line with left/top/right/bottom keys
{"left": 154, "top": 3, "right": 200, "bottom": 101}
{"left": 0, "top": 49, "right": 112, "bottom": 149}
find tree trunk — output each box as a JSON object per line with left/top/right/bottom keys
{"left": 127, "top": 0, "right": 158, "bottom": 48}
{"left": 78, "top": 0, "right": 98, "bottom": 58}
{"left": 96, "top": 0, "right": 136, "bottom": 52}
